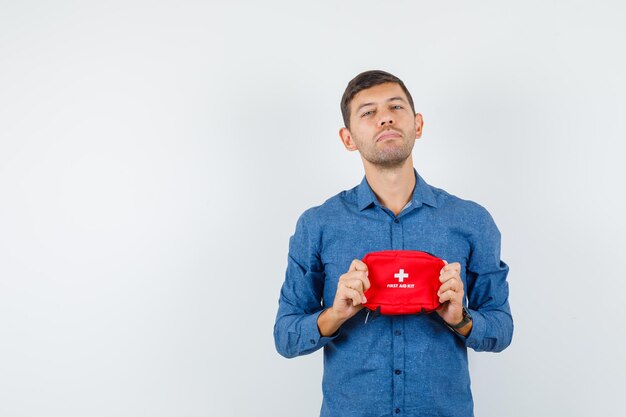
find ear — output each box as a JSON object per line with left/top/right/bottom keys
{"left": 339, "top": 127, "right": 358, "bottom": 151}
{"left": 414, "top": 113, "right": 424, "bottom": 139}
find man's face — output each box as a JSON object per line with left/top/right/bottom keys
{"left": 340, "top": 82, "right": 423, "bottom": 169}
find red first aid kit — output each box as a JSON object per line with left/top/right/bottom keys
{"left": 362, "top": 250, "right": 445, "bottom": 315}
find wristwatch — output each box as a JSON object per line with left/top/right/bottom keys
{"left": 450, "top": 306, "right": 472, "bottom": 329}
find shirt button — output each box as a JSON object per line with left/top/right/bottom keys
{"left": 394, "top": 218, "right": 399, "bottom": 223}
{"left": 310, "top": 339, "right": 316, "bottom": 345}
{"left": 395, "top": 408, "right": 401, "bottom": 414}
{"left": 395, "top": 369, "right": 402, "bottom": 375}
{"left": 394, "top": 330, "right": 401, "bottom": 336}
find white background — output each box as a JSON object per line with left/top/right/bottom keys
{"left": 1, "top": 1, "right": 625, "bottom": 416}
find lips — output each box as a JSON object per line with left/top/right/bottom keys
{"left": 376, "top": 130, "right": 402, "bottom": 142}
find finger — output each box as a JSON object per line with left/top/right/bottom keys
{"left": 342, "top": 270, "right": 371, "bottom": 292}
{"left": 352, "top": 270, "right": 371, "bottom": 291}
{"left": 439, "top": 278, "right": 464, "bottom": 297}
{"left": 440, "top": 262, "right": 461, "bottom": 274}
{"left": 341, "top": 279, "right": 368, "bottom": 300}
{"left": 439, "top": 269, "right": 460, "bottom": 283}
{"left": 438, "top": 289, "right": 462, "bottom": 304}
{"left": 342, "top": 278, "right": 365, "bottom": 293}
{"left": 342, "top": 287, "right": 366, "bottom": 306}
{"left": 437, "top": 280, "right": 458, "bottom": 296}
{"left": 349, "top": 259, "right": 369, "bottom": 273}
{"left": 439, "top": 281, "right": 464, "bottom": 298}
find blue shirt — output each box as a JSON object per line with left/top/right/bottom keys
{"left": 274, "top": 168, "right": 513, "bottom": 417}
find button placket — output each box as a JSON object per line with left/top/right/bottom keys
{"left": 391, "top": 216, "right": 403, "bottom": 250}
{"left": 391, "top": 315, "right": 405, "bottom": 415}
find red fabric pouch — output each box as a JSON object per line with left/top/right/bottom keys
{"left": 362, "top": 250, "right": 445, "bottom": 315}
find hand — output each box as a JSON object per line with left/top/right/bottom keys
{"left": 317, "top": 259, "right": 370, "bottom": 336}
{"left": 435, "top": 261, "right": 466, "bottom": 327}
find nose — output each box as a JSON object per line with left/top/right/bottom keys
{"left": 378, "top": 110, "right": 394, "bottom": 126}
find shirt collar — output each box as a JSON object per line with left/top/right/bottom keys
{"left": 357, "top": 168, "right": 439, "bottom": 211}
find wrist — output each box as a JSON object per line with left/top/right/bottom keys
{"left": 447, "top": 307, "right": 473, "bottom": 336}
{"left": 449, "top": 306, "right": 472, "bottom": 329}
{"left": 452, "top": 320, "right": 473, "bottom": 337}
{"left": 317, "top": 307, "right": 345, "bottom": 337}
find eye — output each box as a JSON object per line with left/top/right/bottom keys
{"left": 361, "top": 110, "right": 374, "bottom": 117}
{"left": 392, "top": 105, "right": 403, "bottom": 110}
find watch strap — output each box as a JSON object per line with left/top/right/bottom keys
{"left": 450, "top": 307, "right": 472, "bottom": 329}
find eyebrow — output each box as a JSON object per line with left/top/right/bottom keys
{"left": 355, "top": 96, "right": 408, "bottom": 113}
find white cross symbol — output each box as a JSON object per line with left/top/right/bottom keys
{"left": 394, "top": 269, "right": 409, "bottom": 283}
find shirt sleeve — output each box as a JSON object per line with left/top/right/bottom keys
{"left": 462, "top": 207, "right": 514, "bottom": 353}
{"left": 273, "top": 210, "right": 339, "bottom": 359}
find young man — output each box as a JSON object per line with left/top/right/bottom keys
{"left": 274, "top": 70, "right": 513, "bottom": 417}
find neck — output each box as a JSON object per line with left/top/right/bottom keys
{"left": 362, "top": 156, "right": 416, "bottom": 216}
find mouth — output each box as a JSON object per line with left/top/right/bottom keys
{"left": 376, "top": 130, "right": 402, "bottom": 142}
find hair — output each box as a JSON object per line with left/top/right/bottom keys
{"left": 340, "top": 70, "right": 415, "bottom": 129}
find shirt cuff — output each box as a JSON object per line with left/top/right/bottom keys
{"left": 441, "top": 309, "right": 485, "bottom": 347}
{"left": 463, "top": 309, "right": 486, "bottom": 349}
{"left": 301, "top": 309, "right": 341, "bottom": 353}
